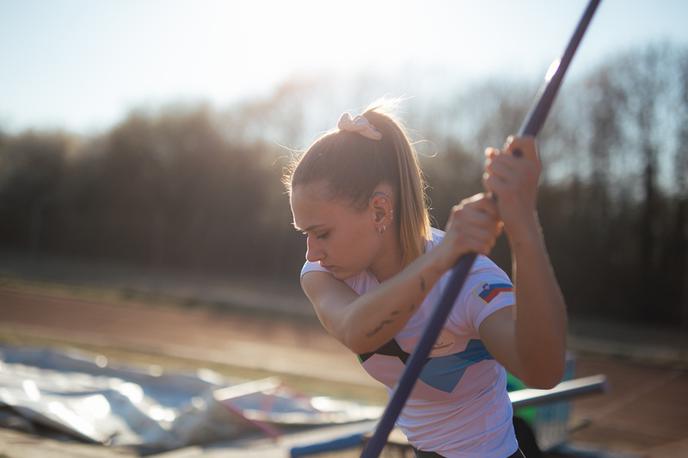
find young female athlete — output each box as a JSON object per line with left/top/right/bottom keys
{"left": 284, "top": 103, "right": 567, "bottom": 458}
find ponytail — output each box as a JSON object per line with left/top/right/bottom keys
{"left": 361, "top": 106, "right": 430, "bottom": 266}
{"left": 284, "top": 101, "right": 431, "bottom": 267}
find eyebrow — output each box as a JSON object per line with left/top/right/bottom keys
{"left": 292, "top": 223, "right": 325, "bottom": 233}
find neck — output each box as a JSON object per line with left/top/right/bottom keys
{"left": 369, "top": 229, "right": 405, "bottom": 283}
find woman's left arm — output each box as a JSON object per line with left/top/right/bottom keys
{"left": 479, "top": 136, "right": 567, "bottom": 389}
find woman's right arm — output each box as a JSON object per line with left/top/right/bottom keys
{"left": 301, "top": 194, "right": 501, "bottom": 354}
{"left": 302, "top": 253, "right": 444, "bottom": 354}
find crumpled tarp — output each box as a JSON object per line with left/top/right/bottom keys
{"left": 0, "top": 345, "right": 381, "bottom": 452}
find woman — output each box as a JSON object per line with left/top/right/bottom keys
{"left": 284, "top": 103, "right": 567, "bottom": 457}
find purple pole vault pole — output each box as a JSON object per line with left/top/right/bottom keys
{"left": 361, "top": 1, "right": 601, "bottom": 456}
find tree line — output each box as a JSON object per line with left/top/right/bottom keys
{"left": 1, "top": 44, "right": 686, "bottom": 326}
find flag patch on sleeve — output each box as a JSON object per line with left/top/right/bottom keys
{"left": 478, "top": 283, "right": 513, "bottom": 303}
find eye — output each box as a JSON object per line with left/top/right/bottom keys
{"left": 316, "top": 232, "right": 330, "bottom": 240}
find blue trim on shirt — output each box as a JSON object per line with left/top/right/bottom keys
{"left": 418, "top": 339, "right": 494, "bottom": 392}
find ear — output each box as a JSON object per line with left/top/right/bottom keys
{"left": 373, "top": 206, "right": 385, "bottom": 223}
{"left": 369, "top": 184, "right": 395, "bottom": 225}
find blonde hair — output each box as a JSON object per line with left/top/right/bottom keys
{"left": 283, "top": 102, "right": 431, "bottom": 267}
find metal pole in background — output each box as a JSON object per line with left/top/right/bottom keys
{"left": 361, "top": 1, "right": 602, "bottom": 456}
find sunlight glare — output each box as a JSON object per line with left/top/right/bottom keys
{"left": 545, "top": 58, "right": 561, "bottom": 82}
{"left": 204, "top": 0, "right": 412, "bottom": 89}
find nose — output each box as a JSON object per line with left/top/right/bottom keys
{"left": 305, "top": 235, "right": 325, "bottom": 262}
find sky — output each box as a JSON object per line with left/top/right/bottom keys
{"left": 1, "top": 0, "right": 687, "bottom": 134}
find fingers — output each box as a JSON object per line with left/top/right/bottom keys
{"left": 483, "top": 136, "right": 542, "bottom": 197}
{"left": 483, "top": 160, "right": 514, "bottom": 195}
{"left": 458, "top": 192, "right": 499, "bottom": 218}
{"left": 484, "top": 136, "right": 540, "bottom": 166}
{"left": 503, "top": 135, "right": 539, "bottom": 162}
{"left": 446, "top": 193, "right": 502, "bottom": 255}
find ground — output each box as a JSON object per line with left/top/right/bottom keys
{"left": 0, "top": 281, "right": 687, "bottom": 457}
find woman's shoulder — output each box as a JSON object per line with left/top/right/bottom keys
{"left": 427, "top": 227, "right": 445, "bottom": 249}
{"left": 300, "top": 260, "right": 328, "bottom": 278}
{"left": 300, "top": 261, "right": 377, "bottom": 294}
{"left": 472, "top": 254, "right": 505, "bottom": 274}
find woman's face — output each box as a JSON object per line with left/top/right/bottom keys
{"left": 290, "top": 181, "right": 382, "bottom": 280}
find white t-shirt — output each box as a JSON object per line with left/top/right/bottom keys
{"left": 301, "top": 228, "right": 518, "bottom": 457}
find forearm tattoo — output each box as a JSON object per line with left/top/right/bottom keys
{"left": 365, "top": 277, "right": 426, "bottom": 339}
{"left": 366, "top": 304, "right": 417, "bottom": 338}
{"left": 366, "top": 318, "right": 394, "bottom": 338}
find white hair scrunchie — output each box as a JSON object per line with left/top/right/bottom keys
{"left": 337, "top": 113, "right": 382, "bottom": 141}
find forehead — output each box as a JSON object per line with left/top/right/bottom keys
{"left": 290, "top": 182, "right": 361, "bottom": 230}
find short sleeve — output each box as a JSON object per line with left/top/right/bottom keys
{"left": 453, "top": 256, "right": 515, "bottom": 333}
{"left": 300, "top": 260, "right": 330, "bottom": 278}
